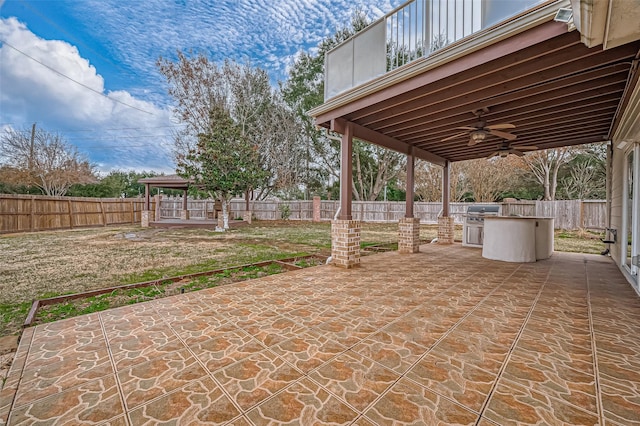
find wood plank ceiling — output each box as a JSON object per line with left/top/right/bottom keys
{"left": 314, "top": 20, "right": 640, "bottom": 163}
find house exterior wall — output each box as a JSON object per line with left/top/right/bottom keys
{"left": 610, "top": 143, "right": 625, "bottom": 265}
{"left": 610, "top": 140, "right": 639, "bottom": 294}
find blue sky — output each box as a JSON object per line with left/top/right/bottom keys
{"left": 0, "top": 0, "right": 401, "bottom": 174}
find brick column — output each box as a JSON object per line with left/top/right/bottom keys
{"left": 141, "top": 210, "right": 154, "bottom": 227}
{"left": 243, "top": 211, "right": 252, "bottom": 224}
{"left": 398, "top": 217, "right": 421, "bottom": 253}
{"left": 437, "top": 216, "right": 455, "bottom": 244}
{"left": 331, "top": 219, "right": 360, "bottom": 268}
{"left": 312, "top": 196, "right": 321, "bottom": 222}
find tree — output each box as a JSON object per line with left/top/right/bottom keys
{"left": 404, "top": 160, "right": 466, "bottom": 202}
{"left": 557, "top": 143, "right": 606, "bottom": 199}
{"left": 281, "top": 9, "right": 405, "bottom": 200}
{"left": 67, "top": 170, "right": 169, "bottom": 198}
{"left": 157, "top": 55, "right": 302, "bottom": 198}
{"left": 520, "top": 148, "right": 576, "bottom": 200}
{"left": 0, "top": 127, "right": 95, "bottom": 196}
{"left": 353, "top": 143, "right": 404, "bottom": 201}
{"left": 458, "top": 156, "right": 522, "bottom": 202}
{"left": 177, "top": 106, "right": 268, "bottom": 229}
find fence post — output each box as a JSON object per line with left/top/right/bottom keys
{"left": 68, "top": 199, "right": 74, "bottom": 229}
{"left": 30, "top": 195, "right": 35, "bottom": 232}
{"left": 100, "top": 200, "right": 107, "bottom": 226}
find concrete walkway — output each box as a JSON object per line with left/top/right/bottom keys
{"left": 1, "top": 245, "right": 639, "bottom": 425}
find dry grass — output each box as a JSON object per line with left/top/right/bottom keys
{"left": 0, "top": 221, "right": 603, "bottom": 338}
{"left": 554, "top": 228, "right": 605, "bottom": 254}
{"left": 0, "top": 224, "right": 320, "bottom": 306}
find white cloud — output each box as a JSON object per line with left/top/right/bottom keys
{"left": 59, "top": 0, "right": 405, "bottom": 85}
{"left": 0, "top": 17, "right": 176, "bottom": 173}
{"left": 1, "top": 0, "right": 407, "bottom": 173}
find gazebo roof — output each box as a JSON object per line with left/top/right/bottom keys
{"left": 138, "top": 174, "right": 193, "bottom": 190}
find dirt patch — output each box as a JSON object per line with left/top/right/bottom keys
{"left": 0, "top": 335, "right": 18, "bottom": 387}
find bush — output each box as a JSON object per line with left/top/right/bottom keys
{"left": 279, "top": 203, "right": 291, "bottom": 220}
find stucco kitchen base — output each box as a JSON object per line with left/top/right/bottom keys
{"left": 482, "top": 216, "right": 554, "bottom": 263}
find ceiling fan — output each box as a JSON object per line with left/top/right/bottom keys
{"left": 488, "top": 142, "right": 538, "bottom": 158}
{"left": 441, "top": 109, "right": 517, "bottom": 146}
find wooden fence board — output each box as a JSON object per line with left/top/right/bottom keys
{"left": 158, "top": 198, "right": 606, "bottom": 230}
{"left": 0, "top": 193, "right": 606, "bottom": 233}
{"left": 0, "top": 194, "right": 150, "bottom": 233}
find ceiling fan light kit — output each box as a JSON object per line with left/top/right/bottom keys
{"left": 470, "top": 130, "right": 487, "bottom": 143}
{"left": 442, "top": 109, "right": 517, "bottom": 147}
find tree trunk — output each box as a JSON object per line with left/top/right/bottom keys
{"left": 222, "top": 199, "right": 230, "bottom": 229}
{"left": 543, "top": 168, "right": 551, "bottom": 200}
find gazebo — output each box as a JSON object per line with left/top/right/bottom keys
{"left": 138, "top": 175, "right": 193, "bottom": 226}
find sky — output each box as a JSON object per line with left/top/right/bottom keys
{"left": 0, "top": 0, "right": 402, "bottom": 174}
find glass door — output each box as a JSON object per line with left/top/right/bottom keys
{"left": 623, "top": 146, "right": 639, "bottom": 279}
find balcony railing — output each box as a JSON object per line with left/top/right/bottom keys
{"left": 324, "top": 0, "right": 546, "bottom": 100}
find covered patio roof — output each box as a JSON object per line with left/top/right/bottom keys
{"left": 310, "top": 4, "right": 640, "bottom": 164}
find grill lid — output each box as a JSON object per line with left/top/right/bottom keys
{"left": 466, "top": 205, "right": 500, "bottom": 214}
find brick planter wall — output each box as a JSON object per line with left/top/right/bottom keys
{"left": 398, "top": 217, "right": 421, "bottom": 253}
{"left": 331, "top": 220, "right": 361, "bottom": 268}
{"left": 438, "top": 216, "right": 455, "bottom": 244}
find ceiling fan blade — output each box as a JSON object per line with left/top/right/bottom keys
{"left": 441, "top": 132, "right": 469, "bottom": 142}
{"left": 489, "top": 129, "right": 517, "bottom": 140}
{"left": 486, "top": 123, "right": 516, "bottom": 130}
{"left": 517, "top": 145, "right": 538, "bottom": 150}
{"left": 487, "top": 151, "right": 501, "bottom": 159}
{"left": 512, "top": 150, "right": 525, "bottom": 156}
{"left": 456, "top": 126, "right": 478, "bottom": 131}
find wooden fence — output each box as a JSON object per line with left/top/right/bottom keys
{"left": 160, "top": 197, "right": 606, "bottom": 230}
{"left": 0, "top": 194, "right": 152, "bottom": 234}
{"left": 0, "top": 193, "right": 606, "bottom": 234}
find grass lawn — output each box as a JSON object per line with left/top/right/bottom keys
{"left": 0, "top": 221, "right": 606, "bottom": 337}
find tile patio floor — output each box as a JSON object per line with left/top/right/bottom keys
{"left": 1, "top": 244, "right": 639, "bottom": 425}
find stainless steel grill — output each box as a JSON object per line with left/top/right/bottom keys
{"left": 462, "top": 204, "right": 501, "bottom": 247}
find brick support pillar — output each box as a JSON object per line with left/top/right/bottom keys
{"left": 141, "top": 210, "right": 154, "bottom": 228}
{"left": 437, "top": 216, "right": 455, "bottom": 244}
{"left": 243, "top": 210, "right": 252, "bottom": 224}
{"left": 312, "top": 196, "right": 321, "bottom": 222}
{"left": 331, "top": 219, "right": 360, "bottom": 268}
{"left": 398, "top": 217, "right": 421, "bottom": 253}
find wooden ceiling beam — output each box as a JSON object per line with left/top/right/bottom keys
{"left": 331, "top": 118, "right": 447, "bottom": 166}
{"left": 399, "top": 99, "right": 620, "bottom": 144}
{"left": 383, "top": 77, "right": 627, "bottom": 137}
{"left": 357, "top": 42, "right": 631, "bottom": 129}
{"left": 421, "top": 120, "right": 612, "bottom": 157}
{"left": 446, "top": 134, "right": 606, "bottom": 162}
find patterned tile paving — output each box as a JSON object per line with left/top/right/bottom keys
{"left": 2, "top": 246, "right": 640, "bottom": 425}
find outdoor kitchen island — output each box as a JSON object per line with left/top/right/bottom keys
{"left": 482, "top": 216, "right": 554, "bottom": 263}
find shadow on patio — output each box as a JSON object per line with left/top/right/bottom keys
{"left": 1, "top": 244, "right": 639, "bottom": 425}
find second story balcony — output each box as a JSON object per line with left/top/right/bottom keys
{"left": 311, "top": 0, "right": 640, "bottom": 164}
{"left": 324, "top": 0, "right": 546, "bottom": 100}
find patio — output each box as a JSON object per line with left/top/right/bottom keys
{"left": 1, "top": 244, "right": 639, "bottom": 425}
